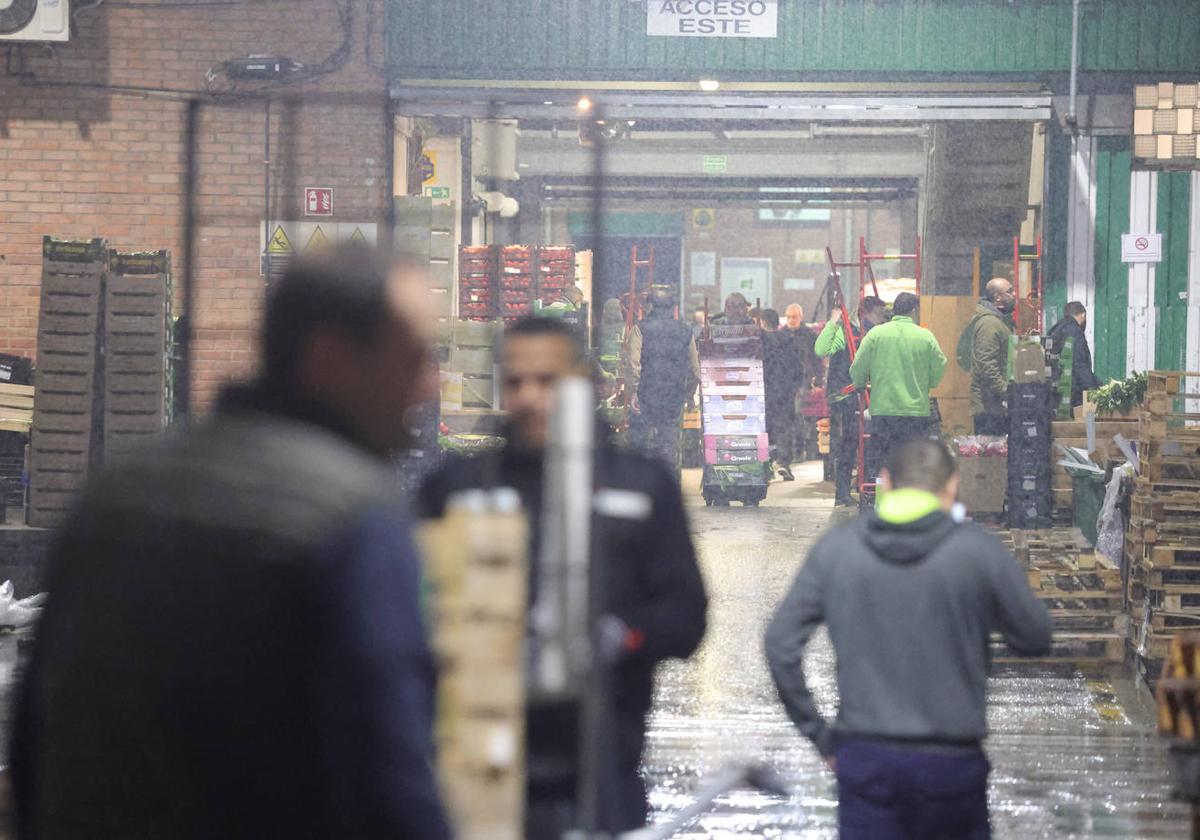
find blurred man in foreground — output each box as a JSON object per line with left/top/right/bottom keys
{"left": 419, "top": 317, "right": 707, "bottom": 838}
{"left": 12, "top": 245, "right": 451, "bottom": 838}
{"left": 765, "top": 439, "right": 1052, "bottom": 839}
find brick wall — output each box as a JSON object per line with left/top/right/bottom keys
{"left": 0, "top": 0, "right": 391, "bottom": 408}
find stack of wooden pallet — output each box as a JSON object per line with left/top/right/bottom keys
{"left": 27, "top": 239, "right": 107, "bottom": 528}
{"left": 992, "top": 527, "right": 1125, "bottom": 664}
{"left": 1126, "top": 371, "right": 1200, "bottom": 685}
{"left": 103, "top": 251, "right": 171, "bottom": 462}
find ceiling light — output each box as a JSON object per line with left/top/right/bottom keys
{"left": 577, "top": 96, "right": 593, "bottom": 112}
{"left": 699, "top": 79, "right": 720, "bottom": 92}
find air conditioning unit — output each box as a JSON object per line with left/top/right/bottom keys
{"left": 0, "top": 0, "right": 70, "bottom": 43}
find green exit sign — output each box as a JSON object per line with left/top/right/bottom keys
{"left": 424, "top": 186, "right": 451, "bottom": 199}
{"left": 703, "top": 155, "right": 728, "bottom": 173}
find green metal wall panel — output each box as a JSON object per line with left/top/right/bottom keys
{"left": 1155, "top": 172, "right": 1192, "bottom": 371}
{"left": 390, "top": 0, "right": 1200, "bottom": 80}
{"left": 1092, "top": 137, "right": 1130, "bottom": 382}
{"left": 1043, "top": 129, "right": 1070, "bottom": 330}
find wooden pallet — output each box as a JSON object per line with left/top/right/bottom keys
{"left": 993, "top": 632, "right": 1125, "bottom": 664}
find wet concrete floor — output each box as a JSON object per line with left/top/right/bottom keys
{"left": 642, "top": 463, "right": 1193, "bottom": 838}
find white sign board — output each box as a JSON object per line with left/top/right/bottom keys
{"left": 1121, "top": 233, "right": 1163, "bottom": 263}
{"left": 648, "top": 0, "right": 778, "bottom": 38}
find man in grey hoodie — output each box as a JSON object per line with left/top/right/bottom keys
{"left": 764, "top": 439, "right": 1052, "bottom": 839}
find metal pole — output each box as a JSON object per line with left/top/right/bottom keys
{"left": 1068, "top": 0, "right": 1082, "bottom": 128}
{"left": 178, "top": 99, "right": 199, "bottom": 420}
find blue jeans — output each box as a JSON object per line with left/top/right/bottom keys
{"left": 836, "top": 739, "right": 991, "bottom": 840}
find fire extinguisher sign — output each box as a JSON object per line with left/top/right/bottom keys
{"left": 304, "top": 187, "right": 334, "bottom": 217}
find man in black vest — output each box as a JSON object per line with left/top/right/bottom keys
{"left": 11, "top": 244, "right": 451, "bottom": 838}
{"left": 815, "top": 295, "right": 888, "bottom": 506}
{"left": 628, "top": 287, "right": 701, "bottom": 469}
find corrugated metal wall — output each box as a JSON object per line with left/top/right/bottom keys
{"left": 1155, "top": 172, "right": 1192, "bottom": 371}
{"left": 390, "top": 0, "right": 1200, "bottom": 80}
{"left": 1092, "top": 137, "right": 1130, "bottom": 382}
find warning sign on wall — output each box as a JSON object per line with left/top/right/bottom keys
{"left": 304, "top": 187, "right": 334, "bottom": 217}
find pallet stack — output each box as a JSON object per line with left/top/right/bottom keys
{"left": 458, "top": 245, "right": 497, "bottom": 322}
{"left": 535, "top": 246, "right": 575, "bottom": 305}
{"left": 1050, "top": 415, "right": 1138, "bottom": 516}
{"left": 1126, "top": 371, "right": 1200, "bottom": 685}
{"left": 103, "top": 251, "right": 171, "bottom": 462}
{"left": 498, "top": 245, "right": 536, "bottom": 323}
{"left": 992, "top": 528, "right": 1125, "bottom": 664}
{"left": 28, "top": 238, "right": 107, "bottom": 528}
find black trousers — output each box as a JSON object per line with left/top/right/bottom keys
{"left": 766, "top": 397, "right": 797, "bottom": 466}
{"left": 867, "top": 415, "right": 933, "bottom": 487}
{"left": 829, "top": 399, "right": 860, "bottom": 501}
{"left": 629, "top": 403, "right": 683, "bottom": 469}
{"left": 973, "top": 413, "right": 1008, "bottom": 436}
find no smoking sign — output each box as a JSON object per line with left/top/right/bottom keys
{"left": 1121, "top": 232, "right": 1162, "bottom": 264}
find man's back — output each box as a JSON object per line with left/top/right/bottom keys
{"left": 13, "top": 399, "right": 448, "bottom": 839}
{"left": 636, "top": 317, "right": 695, "bottom": 407}
{"left": 766, "top": 504, "right": 1051, "bottom": 752}
{"left": 850, "top": 316, "right": 947, "bottom": 417}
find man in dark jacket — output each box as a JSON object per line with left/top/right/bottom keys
{"left": 419, "top": 317, "right": 707, "bottom": 838}
{"left": 815, "top": 296, "right": 887, "bottom": 506}
{"left": 11, "top": 245, "right": 452, "bottom": 838}
{"left": 627, "top": 287, "right": 701, "bottom": 468}
{"left": 765, "top": 439, "right": 1052, "bottom": 839}
{"left": 762, "top": 309, "right": 807, "bottom": 480}
{"left": 1048, "top": 301, "right": 1104, "bottom": 408}
{"left": 969, "top": 278, "right": 1016, "bottom": 435}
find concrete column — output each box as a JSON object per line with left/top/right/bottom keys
{"left": 1126, "top": 171, "right": 1157, "bottom": 375}
{"left": 1065, "top": 135, "right": 1097, "bottom": 348}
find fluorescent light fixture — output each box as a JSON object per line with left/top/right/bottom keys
{"left": 577, "top": 96, "right": 593, "bottom": 112}
{"left": 699, "top": 79, "right": 721, "bottom": 92}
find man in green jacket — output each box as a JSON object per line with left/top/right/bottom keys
{"left": 849, "top": 292, "right": 947, "bottom": 488}
{"left": 969, "top": 278, "right": 1016, "bottom": 435}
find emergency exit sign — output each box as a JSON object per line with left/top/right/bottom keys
{"left": 648, "top": 0, "right": 778, "bottom": 38}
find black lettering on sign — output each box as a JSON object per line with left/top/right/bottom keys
{"left": 658, "top": 1, "right": 679, "bottom": 12}
{"left": 697, "top": 18, "right": 715, "bottom": 33}
{"left": 735, "top": 19, "right": 749, "bottom": 32}
{"left": 678, "top": 16, "right": 696, "bottom": 32}
{"left": 748, "top": 1, "right": 767, "bottom": 15}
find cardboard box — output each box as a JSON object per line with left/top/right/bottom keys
{"left": 957, "top": 454, "right": 1008, "bottom": 513}
{"left": 441, "top": 371, "right": 464, "bottom": 410}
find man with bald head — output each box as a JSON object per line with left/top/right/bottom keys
{"left": 12, "top": 244, "right": 451, "bottom": 838}
{"left": 969, "top": 278, "right": 1016, "bottom": 435}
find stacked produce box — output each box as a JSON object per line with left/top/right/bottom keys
{"left": 1007, "top": 382, "right": 1056, "bottom": 529}
{"left": 535, "top": 246, "right": 575, "bottom": 305}
{"left": 395, "top": 197, "right": 456, "bottom": 325}
{"left": 699, "top": 324, "right": 770, "bottom": 507}
{"left": 103, "top": 250, "right": 171, "bottom": 463}
{"left": 28, "top": 238, "right": 107, "bottom": 528}
{"left": 447, "top": 319, "right": 499, "bottom": 411}
{"left": 1126, "top": 371, "right": 1200, "bottom": 685}
{"left": 458, "top": 245, "right": 497, "bottom": 322}
{"left": 498, "top": 245, "right": 536, "bottom": 323}
{"left": 420, "top": 502, "right": 528, "bottom": 840}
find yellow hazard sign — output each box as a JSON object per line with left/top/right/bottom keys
{"left": 349, "top": 227, "right": 366, "bottom": 242}
{"left": 268, "top": 225, "right": 292, "bottom": 254}
{"left": 305, "top": 226, "right": 330, "bottom": 252}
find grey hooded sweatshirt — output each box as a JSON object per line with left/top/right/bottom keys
{"left": 764, "top": 510, "right": 1052, "bottom": 756}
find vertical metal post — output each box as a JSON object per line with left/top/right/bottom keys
{"left": 914, "top": 235, "right": 923, "bottom": 297}
{"left": 178, "top": 99, "right": 199, "bottom": 420}
{"left": 261, "top": 99, "right": 271, "bottom": 280}
{"left": 577, "top": 99, "right": 608, "bottom": 836}
{"left": 1013, "top": 236, "right": 1022, "bottom": 331}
